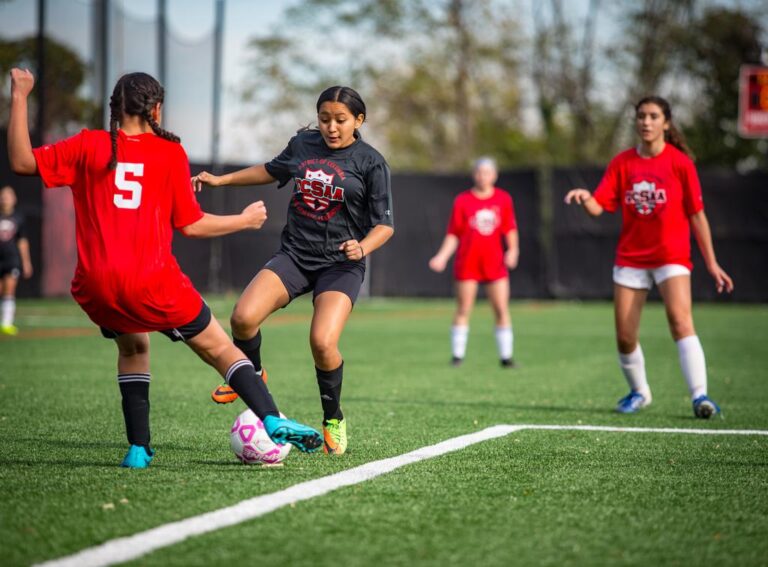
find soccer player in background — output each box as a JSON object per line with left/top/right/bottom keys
{"left": 564, "top": 95, "right": 733, "bottom": 418}
{"left": 192, "top": 86, "right": 394, "bottom": 455}
{"left": 7, "top": 68, "right": 322, "bottom": 467}
{"left": 428, "top": 157, "right": 519, "bottom": 368}
{"left": 0, "top": 185, "right": 33, "bottom": 335}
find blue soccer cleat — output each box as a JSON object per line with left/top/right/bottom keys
{"left": 263, "top": 415, "right": 323, "bottom": 453}
{"left": 121, "top": 445, "right": 154, "bottom": 468}
{"left": 615, "top": 391, "right": 650, "bottom": 414}
{"left": 693, "top": 395, "right": 721, "bottom": 419}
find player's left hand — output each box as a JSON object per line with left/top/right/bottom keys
{"left": 22, "top": 263, "right": 33, "bottom": 279}
{"left": 708, "top": 263, "right": 734, "bottom": 294}
{"left": 504, "top": 249, "right": 519, "bottom": 269}
{"left": 340, "top": 239, "right": 365, "bottom": 261}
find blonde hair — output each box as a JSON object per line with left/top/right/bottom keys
{"left": 473, "top": 156, "right": 497, "bottom": 172}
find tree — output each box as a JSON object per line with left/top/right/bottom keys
{"left": 0, "top": 36, "right": 99, "bottom": 139}
{"left": 240, "top": 0, "right": 528, "bottom": 171}
{"left": 675, "top": 6, "right": 766, "bottom": 168}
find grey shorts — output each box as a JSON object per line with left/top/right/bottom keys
{"left": 263, "top": 252, "right": 365, "bottom": 305}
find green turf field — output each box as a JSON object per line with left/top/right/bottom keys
{"left": 1, "top": 297, "right": 767, "bottom": 566}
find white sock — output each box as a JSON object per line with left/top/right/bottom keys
{"left": 677, "top": 335, "right": 707, "bottom": 399}
{"left": 1, "top": 297, "right": 14, "bottom": 327}
{"left": 618, "top": 345, "right": 651, "bottom": 400}
{"left": 451, "top": 325, "right": 469, "bottom": 359}
{"left": 495, "top": 326, "right": 513, "bottom": 360}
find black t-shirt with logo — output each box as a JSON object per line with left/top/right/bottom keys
{"left": 0, "top": 212, "right": 25, "bottom": 265}
{"left": 264, "top": 129, "right": 394, "bottom": 271}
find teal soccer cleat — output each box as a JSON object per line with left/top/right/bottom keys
{"left": 121, "top": 445, "right": 154, "bottom": 468}
{"left": 263, "top": 415, "right": 323, "bottom": 453}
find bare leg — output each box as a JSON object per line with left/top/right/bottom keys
{"left": 310, "top": 291, "right": 352, "bottom": 427}
{"left": 657, "top": 275, "right": 695, "bottom": 341}
{"left": 309, "top": 291, "right": 352, "bottom": 371}
{"left": 613, "top": 284, "right": 648, "bottom": 354}
{"left": 230, "top": 269, "right": 290, "bottom": 340}
{"left": 485, "top": 277, "right": 511, "bottom": 327}
{"left": 487, "top": 277, "right": 515, "bottom": 365}
{"left": 453, "top": 280, "right": 478, "bottom": 327}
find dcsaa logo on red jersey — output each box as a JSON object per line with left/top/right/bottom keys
{"left": 295, "top": 168, "right": 345, "bottom": 212}
{"left": 470, "top": 208, "right": 500, "bottom": 236}
{"left": 625, "top": 180, "right": 667, "bottom": 217}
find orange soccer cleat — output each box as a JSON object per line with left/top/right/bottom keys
{"left": 211, "top": 368, "right": 268, "bottom": 404}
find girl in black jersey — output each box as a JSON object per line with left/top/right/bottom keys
{"left": 0, "top": 185, "right": 33, "bottom": 335}
{"left": 193, "top": 86, "right": 394, "bottom": 455}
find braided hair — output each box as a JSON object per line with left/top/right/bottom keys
{"left": 635, "top": 95, "right": 694, "bottom": 160}
{"left": 108, "top": 72, "right": 181, "bottom": 170}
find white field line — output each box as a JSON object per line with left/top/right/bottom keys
{"left": 36, "top": 424, "right": 768, "bottom": 567}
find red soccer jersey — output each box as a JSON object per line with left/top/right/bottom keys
{"left": 33, "top": 129, "right": 204, "bottom": 332}
{"left": 593, "top": 144, "right": 704, "bottom": 270}
{"left": 447, "top": 188, "right": 517, "bottom": 282}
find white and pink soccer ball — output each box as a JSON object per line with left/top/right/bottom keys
{"left": 230, "top": 409, "right": 291, "bottom": 465}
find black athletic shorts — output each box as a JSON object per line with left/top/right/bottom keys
{"left": 263, "top": 251, "right": 365, "bottom": 305}
{"left": 0, "top": 259, "right": 21, "bottom": 279}
{"left": 100, "top": 301, "right": 212, "bottom": 342}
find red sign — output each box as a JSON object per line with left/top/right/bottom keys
{"left": 738, "top": 65, "right": 768, "bottom": 138}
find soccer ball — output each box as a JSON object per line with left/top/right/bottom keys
{"left": 230, "top": 409, "right": 291, "bottom": 465}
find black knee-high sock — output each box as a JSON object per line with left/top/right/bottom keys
{"left": 234, "top": 331, "right": 262, "bottom": 372}
{"left": 226, "top": 360, "right": 278, "bottom": 420}
{"left": 117, "top": 373, "right": 151, "bottom": 449}
{"left": 316, "top": 362, "right": 344, "bottom": 422}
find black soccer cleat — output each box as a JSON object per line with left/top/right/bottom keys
{"left": 500, "top": 358, "right": 517, "bottom": 368}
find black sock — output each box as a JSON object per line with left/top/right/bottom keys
{"left": 226, "top": 360, "right": 279, "bottom": 420}
{"left": 117, "top": 373, "right": 151, "bottom": 449}
{"left": 234, "top": 331, "right": 262, "bottom": 372}
{"left": 316, "top": 362, "right": 344, "bottom": 422}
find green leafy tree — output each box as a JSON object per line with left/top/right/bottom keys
{"left": 0, "top": 36, "right": 99, "bottom": 138}
{"left": 241, "top": 0, "right": 528, "bottom": 171}
{"left": 675, "top": 7, "right": 766, "bottom": 167}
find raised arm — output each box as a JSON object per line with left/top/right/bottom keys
{"left": 8, "top": 69, "right": 38, "bottom": 176}
{"left": 689, "top": 210, "right": 734, "bottom": 293}
{"left": 564, "top": 188, "right": 604, "bottom": 217}
{"left": 180, "top": 200, "right": 267, "bottom": 238}
{"left": 191, "top": 165, "right": 275, "bottom": 192}
{"left": 428, "top": 234, "right": 460, "bottom": 273}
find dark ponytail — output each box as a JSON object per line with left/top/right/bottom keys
{"left": 107, "top": 72, "right": 180, "bottom": 170}
{"left": 635, "top": 95, "right": 694, "bottom": 160}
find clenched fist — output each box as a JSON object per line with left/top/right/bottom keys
{"left": 241, "top": 201, "right": 267, "bottom": 230}
{"left": 10, "top": 68, "right": 35, "bottom": 97}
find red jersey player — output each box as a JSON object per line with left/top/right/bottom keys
{"left": 565, "top": 95, "right": 733, "bottom": 419}
{"left": 429, "top": 157, "right": 519, "bottom": 367}
{"left": 8, "top": 68, "right": 321, "bottom": 467}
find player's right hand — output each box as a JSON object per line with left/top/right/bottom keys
{"left": 564, "top": 188, "right": 592, "bottom": 205}
{"left": 428, "top": 256, "right": 447, "bottom": 273}
{"left": 10, "top": 68, "right": 35, "bottom": 97}
{"left": 241, "top": 200, "right": 267, "bottom": 229}
{"left": 191, "top": 171, "right": 223, "bottom": 192}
